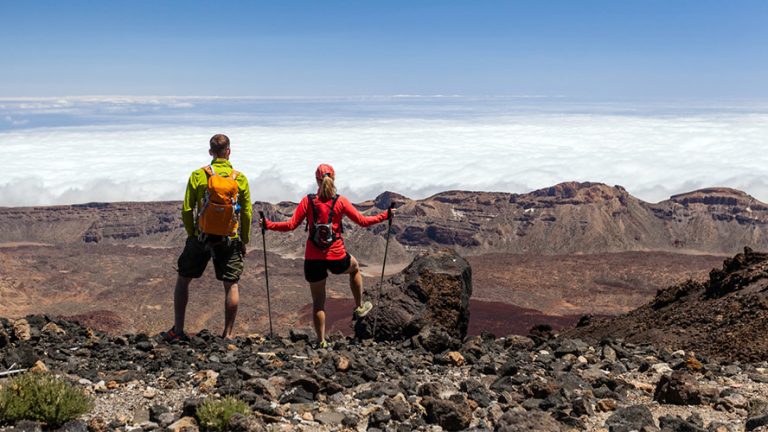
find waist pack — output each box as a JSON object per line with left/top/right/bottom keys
{"left": 198, "top": 165, "right": 241, "bottom": 237}
{"left": 306, "top": 194, "right": 342, "bottom": 249}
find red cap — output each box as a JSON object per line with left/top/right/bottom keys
{"left": 315, "top": 164, "right": 335, "bottom": 181}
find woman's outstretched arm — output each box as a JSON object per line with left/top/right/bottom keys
{"left": 264, "top": 196, "right": 309, "bottom": 232}
{"left": 340, "top": 196, "right": 389, "bottom": 227}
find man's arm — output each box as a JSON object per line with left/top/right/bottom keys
{"left": 181, "top": 174, "right": 198, "bottom": 237}
{"left": 239, "top": 175, "right": 253, "bottom": 245}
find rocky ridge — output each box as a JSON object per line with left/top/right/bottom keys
{"left": 0, "top": 183, "right": 766, "bottom": 259}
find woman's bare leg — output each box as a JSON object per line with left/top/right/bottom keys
{"left": 309, "top": 279, "right": 327, "bottom": 343}
{"left": 343, "top": 255, "right": 363, "bottom": 308}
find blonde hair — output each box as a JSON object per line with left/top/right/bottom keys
{"left": 318, "top": 175, "right": 337, "bottom": 200}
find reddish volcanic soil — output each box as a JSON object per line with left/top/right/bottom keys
{"left": 467, "top": 252, "right": 725, "bottom": 316}
{"left": 0, "top": 243, "right": 725, "bottom": 337}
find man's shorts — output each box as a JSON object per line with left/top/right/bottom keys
{"left": 177, "top": 236, "right": 244, "bottom": 282}
{"left": 304, "top": 254, "right": 352, "bottom": 283}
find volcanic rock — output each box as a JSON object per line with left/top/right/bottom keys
{"left": 654, "top": 371, "right": 704, "bottom": 405}
{"left": 354, "top": 249, "right": 471, "bottom": 345}
{"left": 314, "top": 410, "right": 345, "bottom": 426}
{"left": 226, "top": 413, "right": 265, "bottom": 432}
{"left": 421, "top": 397, "right": 472, "bottom": 431}
{"left": 384, "top": 394, "right": 412, "bottom": 421}
{"left": 604, "top": 405, "right": 657, "bottom": 431}
{"left": 495, "top": 409, "right": 562, "bottom": 431}
{"left": 658, "top": 415, "right": 707, "bottom": 432}
{"left": 166, "top": 416, "right": 198, "bottom": 432}
{"left": 12, "top": 319, "right": 31, "bottom": 341}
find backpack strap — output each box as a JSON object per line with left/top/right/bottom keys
{"left": 327, "top": 194, "right": 340, "bottom": 224}
{"left": 305, "top": 194, "right": 316, "bottom": 232}
{"left": 230, "top": 170, "right": 239, "bottom": 180}
{"left": 203, "top": 165, "right": 216, "bottom": 177}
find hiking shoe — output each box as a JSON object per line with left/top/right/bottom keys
{"left": 160, "top": 327, "right": 190, "bottom": 343}
{"left": 353, "top": 301, "right": 373, "bottom": 319}
{"left": 315, "top": 340, "right": 331, "bottom": 350}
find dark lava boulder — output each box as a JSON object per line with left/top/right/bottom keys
{"left": 654, "top": 371, "right": 703, "bottom": 406}
{"left": 355, "top": 249, "right": 472, "bottom": 345}
{"left": 421, "top": 397, "right": 472, "bottom": 431}
{"left": 604, "top": 405, "right": 657, "bottom": 432}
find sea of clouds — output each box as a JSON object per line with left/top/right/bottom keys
{"left": 0, "top": 96, "right": 766, "bottom": 207}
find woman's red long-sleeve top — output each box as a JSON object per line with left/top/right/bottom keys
{"left": 265, "top": 194, "right": 389, "bottom": 260}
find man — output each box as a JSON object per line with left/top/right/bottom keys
{"left": 162, "top": 134, "right": 252, "bottom": 341}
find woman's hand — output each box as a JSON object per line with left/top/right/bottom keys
{"left": 387, "top": 206, "right": 397, "bottom": 221}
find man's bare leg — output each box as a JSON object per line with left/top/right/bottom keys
{"left": 344, "top": 256, "right": 363, "bottom": 308}
{"left": 174, "top": 276, "right": 193, "bottom": 334}
{"left": 222, "top": 281, "right": 240, "bottom": 339}
{"left": 309, "top": 279, "right": 327, "bottom": 343}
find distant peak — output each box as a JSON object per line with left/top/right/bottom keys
{"left": 374, "top": 191, "right": 410, "bottom": 210}
{"left": 669, "top": 188, "right": 761, "bottom": 207}
{"left": 530, "top": 182, "right": 628, "bottom": 202}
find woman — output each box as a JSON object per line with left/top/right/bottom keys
{"left": 260, "top": 164, "right": 392, "bottom": 348}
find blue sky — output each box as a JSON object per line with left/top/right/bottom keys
{"left": 1, "top": 0, "right": 766, "bottom": 98}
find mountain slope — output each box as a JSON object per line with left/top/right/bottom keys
{"left": 567, "top": 247, "right": 768, "bottom": 362}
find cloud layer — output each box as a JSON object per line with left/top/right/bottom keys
{"left": 0, "top": 97, "right": 767, "bottom": 206}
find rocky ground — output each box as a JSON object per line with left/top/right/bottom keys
{"left": 5, "top": 316, "right": 768, "bottom": 431}
{"left": 5, "top": 249, "right": 768, "bottom": 431}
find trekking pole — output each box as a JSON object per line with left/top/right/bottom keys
{"left": 259, "top": 211, "right": 274, "bottom": 339}
{"left": 372, "top": 203, "right": 395, "bottom": 339}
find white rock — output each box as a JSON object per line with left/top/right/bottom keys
{"left": 651, "top": 363, "right": 673, "bottom": 375}
{"left": 602, "top": 346, "right": 617, "bottom": 362}
{"left": 143, "top": 387, "right": 157, "bottom": 399}
{"left": 93, "top": 380, "right": 108, "bottom": 392}
{"left": 724, "top": 393, "right": 748, "bottom": 409}
{"left": 672, "top": 350, "right": 686, "bottom": 357}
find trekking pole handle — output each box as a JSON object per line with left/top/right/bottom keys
{"left": 387, "top": 203, "right": 395, "bottom": 225}
{"left": 258, "top": 211, "right": 266, "bottom": 234}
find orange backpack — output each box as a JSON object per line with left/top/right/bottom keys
{"left": 198, "top": 165, "right": 241, "bottom": 237}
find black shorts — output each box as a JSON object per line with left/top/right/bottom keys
{"left": 304, "top": 254, "right": 352, "bottom": 283}
{"left": 177, "top": 236, "right": 245, "bottom": 282}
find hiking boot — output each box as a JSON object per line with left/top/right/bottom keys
{"left": 160, "top": 327, "right": 190, "bottom": 343}
{"left": 353, "top": 301, "right": 373, "bottom": 319}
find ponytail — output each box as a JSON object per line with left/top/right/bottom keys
{"left": 319, "top": 175, "right": 337, "bottom": 200}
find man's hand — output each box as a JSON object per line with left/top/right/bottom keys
{"left": 258, "top": 211, "right": 268, "bottom": 233}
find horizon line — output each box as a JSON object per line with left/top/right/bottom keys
{"left": 0, "top": 182, "right": 762, "bottom": 210}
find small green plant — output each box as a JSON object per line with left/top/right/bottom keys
{"left": 0, "top": 372, "right": 91, "bottom": 427}
{"left": 197, "top": 396, "right": 252, "bottom": 431}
